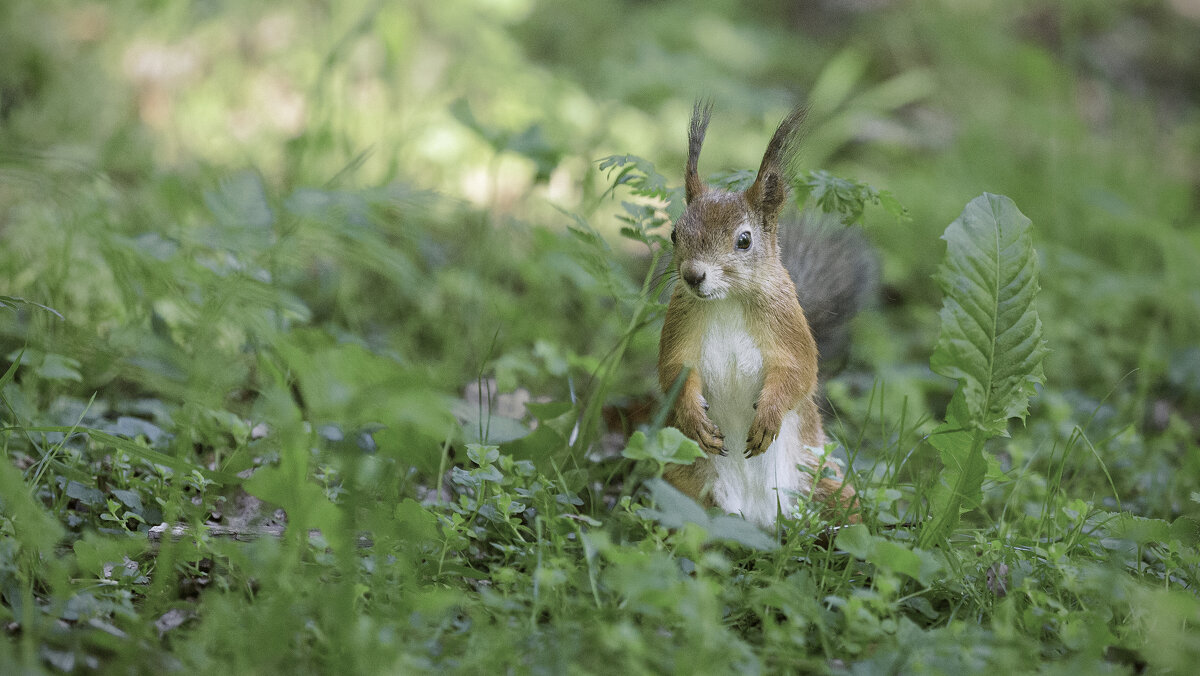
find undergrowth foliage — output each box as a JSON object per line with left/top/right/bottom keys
{"left": 0, "top": 0, "right": 1197, "bottom": 671}
{"left": 2, "top": 133, "right": 1198, "bottom": 674}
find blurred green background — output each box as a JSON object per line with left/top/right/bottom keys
{"left": 2, "top": 0, "right": 1200, "bottom": 671}
{"left": 4, "top": 0, "right": 1197, "bottom": 503}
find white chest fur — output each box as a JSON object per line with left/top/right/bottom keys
{"left": 698, "top": 302, "right": 763, "bottom": 445}
{"left": 694, "top": 301, "right": 819, "bottom": 528}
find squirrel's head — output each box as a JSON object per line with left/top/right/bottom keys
{"left": 670, "top": 101, "right": 805, "bottom": 301}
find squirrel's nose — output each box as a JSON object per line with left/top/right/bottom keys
{"left": 682, "top": 265, "right": 706, "bottom": 289}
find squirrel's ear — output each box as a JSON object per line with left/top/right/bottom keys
{"left": 746, "top": 169, "right": 787, "bottom": 228}
{"left": 685, "top": 100, "right": 712, "bottom": 204}
{"left": 746, "top": 105, "right": 806, "bottom": 227}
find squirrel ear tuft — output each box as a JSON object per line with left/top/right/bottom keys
{"left": 746, "top": 105, "right": 806, "bottom": 224}
{"left": 747, "top": 170, "right": 786, "bottom": 226}
{"left": 685, "top": 100, "right": 713, "bottom": 204}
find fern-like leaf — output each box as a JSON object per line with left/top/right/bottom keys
{"left": 930, "top": 193, "right": 1047, "bottom": 435}
{"left": 920, "top": 194, "right": 1046, "bottom": 546}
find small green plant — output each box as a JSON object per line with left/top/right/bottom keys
{"left": 919, "top": 193, "right": 1047, "bottom": 546}
{"left": 795, "top": 170, "right": 909, "bottom": 224}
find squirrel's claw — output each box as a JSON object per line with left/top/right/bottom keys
{"left": 675, "top": 395, "right": 725, "bottom": 456}
{"left": 744, "top": 434, "right": 773, "bottom": 458}
{"left": 745, "top": 408, "right": 780, "bottom": 458}
{"left": 699, "top": 435, "right": 725, "bottom": 456}
{"left": 700, "top": 425, "right": 725, "bottom": 456}
{"left": 699, "top": 410, "right": 724, "bottom": 453}
{"left": 682, "top": 408, "right": 725, "bottom": 456}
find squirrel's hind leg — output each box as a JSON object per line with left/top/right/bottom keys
{"left": 664, "top": 461, "right": 717, "bottom": 507}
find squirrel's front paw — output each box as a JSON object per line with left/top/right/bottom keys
{"left": 745, "top": 407, "right": 782, "bottom": 458}
{"left": 697, "top": 419, "right": 725, "bottom": 456}
{"left": 677, "top": 398, "right": 725, "bottom": 456}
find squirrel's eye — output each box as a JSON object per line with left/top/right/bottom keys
{"left": 671, "top": 229, "right": 676, "bottom": 245}
{"left": 735, "top": 231, "right": 752, "bottom": 250}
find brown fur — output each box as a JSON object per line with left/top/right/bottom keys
{"left": 659, "top": 103, "right": 858, "bottom": 524}
{"left": 685, "top": 100, "right": 713, "bottom": 205}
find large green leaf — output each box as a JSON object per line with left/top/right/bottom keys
{"left": 621, "top": 428, "right": 704, "bottom": 467}
{"left": 836, "top": 523, "right": 942, "bottom": 585}
{"left": 921, "top": 194, "right": 1046, "bottom": 546}
{"left": 930, "top": 193, "right": 1047, "bottom": 435}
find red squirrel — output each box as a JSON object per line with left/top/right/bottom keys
{"left": 659, "top": 102, "right": 872, "bottom": 529}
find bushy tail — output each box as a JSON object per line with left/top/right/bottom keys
{"left": 779, "top": 210, "right": 879, "bottom": 376}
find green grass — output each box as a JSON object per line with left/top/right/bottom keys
{"left": 2, "top": 0, "right": 1199, "bottom": 673}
